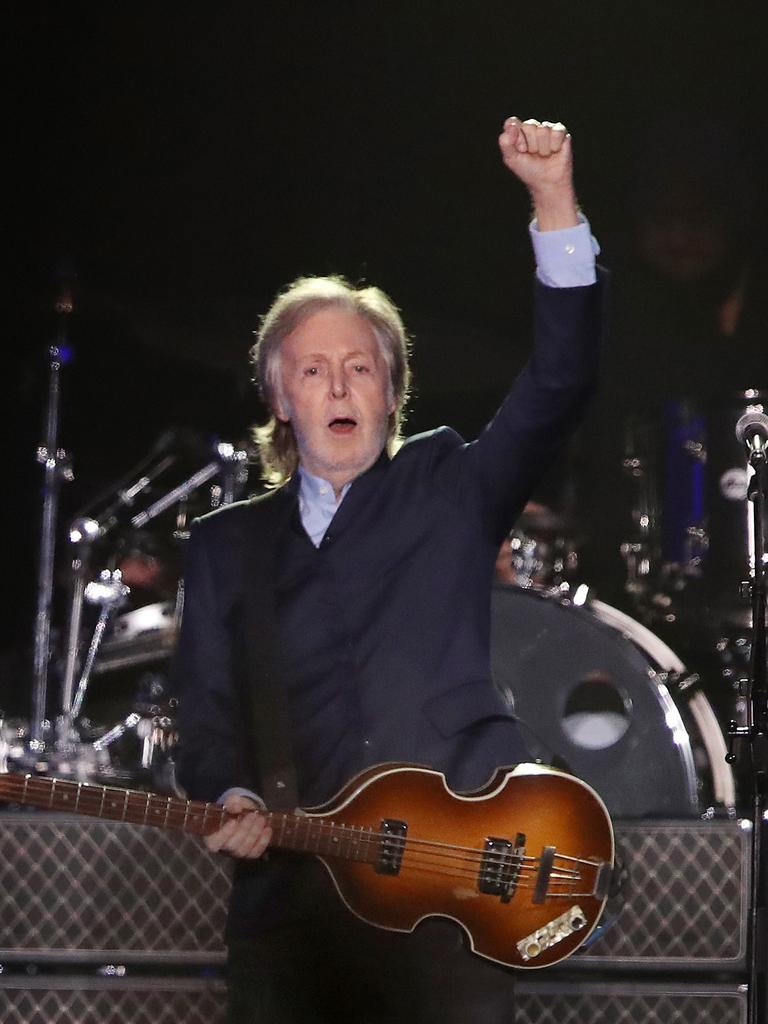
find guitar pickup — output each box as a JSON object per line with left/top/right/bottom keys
{"left": 478, "top": 832, "right": 525, "bottom": 902}
{"left": 375, "top": 819, "right": 407, "bottom": 875}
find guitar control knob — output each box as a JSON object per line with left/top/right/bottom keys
{"left": 524, "top": 941, "right": 541, "bottom": 958}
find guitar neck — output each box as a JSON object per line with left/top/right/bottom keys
{"left": 0, "top": 772, "right": 377, "bottom": 865}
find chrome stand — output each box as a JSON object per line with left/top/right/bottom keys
{"left": 31, "top": 313, "right": 74, "bottom": 749}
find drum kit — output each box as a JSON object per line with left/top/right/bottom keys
{"left": 492, "top": 388, "right": 768, "bottom": 819}
{"left": 2, "top": 308, "right": 765, "bottom": 821}
{"left": 1, "top": 325, "right": 255, "bottom": 795}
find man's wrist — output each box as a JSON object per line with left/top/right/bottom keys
{"left": 530, "top": 184, "right": 579, "bottom": 231}
{"left": 218, "top": 786, "right": 266, "bottom": 810}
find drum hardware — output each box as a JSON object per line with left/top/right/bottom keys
{"left": 664, "top": 670, "right": 702, "bottom": 696}
{"left": 619, "top": 391, "right": 768, "bottom": 638}
{"left": 21, "top": 302, "right": 250, "bottom": 785}
{"left": 69, "top": 571, "right": 131, "bottom": 720}
{"left": 22, "top": 354, "right": 249, "bottom": 786}
{"left": 721, "top": 400, "right": 768, "bottom": 1024}
{"left": 91, "top": 711, "right": 142, "bottom": 754}
{"left": 0, "top": 715, "right": 8, "bottom": 774}
{"left": 499, "top": 502, "right": 581, "bottom": 593}
{"left": 31, "top": 323, "right": 74, "bottom": 750}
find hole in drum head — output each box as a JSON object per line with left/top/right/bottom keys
{"left": 561, "top": 672, "right": 632, "bottom": 750}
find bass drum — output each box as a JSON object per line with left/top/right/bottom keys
{"left": 491, "top": 585, "right": 736, "bottom": 818}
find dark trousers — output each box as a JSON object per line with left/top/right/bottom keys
{"left": 227, "top": 912, "right": 516, "bottom": 1023}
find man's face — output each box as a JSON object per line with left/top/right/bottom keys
{"left": 275, "top": 307, "right": 396, "bottom": 493}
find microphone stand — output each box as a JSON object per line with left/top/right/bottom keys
{"left": 727, "top": 431, "right": 768, "bottom": 1024}
{"left": 30, "top": 306, "right": 74, "bottom": 751}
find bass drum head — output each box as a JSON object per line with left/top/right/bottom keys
{"left": 490, "top": 585, "right": 735, "bottom": 818}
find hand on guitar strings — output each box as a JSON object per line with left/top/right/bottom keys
{"left": 204, "top": 793, "right": 273, "bottom": 860}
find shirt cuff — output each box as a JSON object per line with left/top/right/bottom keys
{"left": 529, "top": 215, "right": 600, "bottom": 288}
{"left": 218, "top": 787, "right": 266, "bottom": 810}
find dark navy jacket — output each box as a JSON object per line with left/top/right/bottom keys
{"left": 175, "top": 276, "right": 603, "bottom": 935}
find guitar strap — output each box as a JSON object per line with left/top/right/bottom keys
{"left": 241, "top": 487, "right": 299, "bottom": 812}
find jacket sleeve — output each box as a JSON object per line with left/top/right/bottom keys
{"left": 450, "top": 273, "right": 606, "bottom": 539}
{"left": 173, "top": 519, "right": 255, "bottom": 803}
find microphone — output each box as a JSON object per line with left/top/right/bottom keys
{"left": 735, "top": 410, "right": 768, "bottom": 456}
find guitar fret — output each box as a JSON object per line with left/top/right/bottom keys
{"left": 49, "top": 779, "right": 56, "bottom": 809}
{"left": 164, "top": 796, "right": 171, "bottom": 828}
{"left": 98, "top": 785, "right": 106, "bottom": 817}
{"left": 76, "top": 781, "right": 83, "bottom": 812}
{"left": 143, "top": 791, "right": 151, "bottom": 825}
{"left": 182, "top": 800, "right": 191, "bottom": 831}
{"left": 21, "top": 775, "right": 30, "bottom": 804}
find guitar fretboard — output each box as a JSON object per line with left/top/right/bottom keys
{"left": 0, "top": 772, "right": 378, "bottom": 865}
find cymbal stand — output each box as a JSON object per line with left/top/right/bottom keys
{"left": 130, "top": 441, "right": 248, "bottom": 531}
{"left": 69, "top": 571, "right": 130, "bottom": 721}
{"left": 59, "top": 517, "right": 100, "bottom": 722}
{"left": 727, "top": 434, "right": 767, "bottom": 1024}
{"left": 59, "top": 443, "right": 178, "bottom": 716}
{"left": 54, "top": 570, "right": 129, "bottom": 769}
{"left": 31, "top": 331, "right": 74, "bottom": 750}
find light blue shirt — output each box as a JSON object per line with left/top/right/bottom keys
{"left": 297, "top": 469, "right": 352, "bottom": 547}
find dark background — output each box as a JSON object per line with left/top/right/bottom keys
{"left": 5, "top": 3, "right": 767, "bottom": 716}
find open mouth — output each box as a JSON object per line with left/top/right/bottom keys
{"left": 328, "top": 417, "right": 357, "bottom": 434}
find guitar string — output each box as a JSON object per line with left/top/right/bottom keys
{"left": 266, "top": 818, "right": 592, "bottom": 873}
{"left": 0, "top": 779, "right": 593, "bottom": 900}
{"left": 1, "top": 784, "right": 597, "bottom": 897}
{"left": 2, "top": 777, "right": 601, "bottom": 873}
{"left": 0, "top": 780, "right": 593, "bottom": 879}
{"left": 2, "top": 775, "right": 592, "bottom": 883}
{"left": 400, "top": 866, "right": 596, "bottom": 898}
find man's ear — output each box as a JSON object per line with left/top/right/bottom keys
{"left": 273, "top": 389, "right": 291, "bottom": 423}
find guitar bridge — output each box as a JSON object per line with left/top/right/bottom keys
{"left": 478, "top": 832, "right": 525, "bottom": 902}
{"left": 375, "top": 819, "right": 407, "bottom": 875}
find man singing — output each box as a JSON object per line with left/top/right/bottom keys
{"left": 175, "top": 115, "right": 604, "bottom": 1022}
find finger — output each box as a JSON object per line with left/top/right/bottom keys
{"left": 204, "top": 815, "right": 242, "bottom": 853}
{"left": 204, "top": 805, "right": 262, "bottom": 852}
{"left": 499, "top": 117, "right": 521, "bottom": 151}
{"left": 227, "top": 816, "right": 272, "bottom": 859}
{"left": 534, "top": 123, "right": 553, "bottom": 157}
{"left": 519, "top": 118, "right": 541, "bottom": 153}
{"left": 541, "top": 121, "right": 568, "bottom": 153}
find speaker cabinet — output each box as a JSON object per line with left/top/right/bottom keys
{"left": 0, "top": 975, "right": 227, "bottom": 1024}
{"left": 575, "top": 818, "right": 750, "bottom": 971}
{"left": 0, "top": 811, "right": 230, "bottom": 964}
{"left": 0, "top": 812, "right": 751, "bottom": 975}
{"left": 515, "top": 980, "right": 748, "bottom": 1024}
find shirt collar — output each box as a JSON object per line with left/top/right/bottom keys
{"left": 297, "top": 466, "right": 352, "bottom": 506}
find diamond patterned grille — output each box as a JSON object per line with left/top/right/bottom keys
{"left": 0, "top": 981, "right": 226, "bottom": 1024}
{"left": 0, "top": 812, "right": 230, "bottom": 958}
{"left": 515, "top": 986, "right": 747, "bottom": 1024}
{"left": 577, "top": 819, "right": 749, "bottom": 968}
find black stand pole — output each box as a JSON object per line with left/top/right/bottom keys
{"left": 728, "top": 435, "right": 768, "bottom": 1024}
{"left": 30, "top": 292, "right": 74, "bottom": 749}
